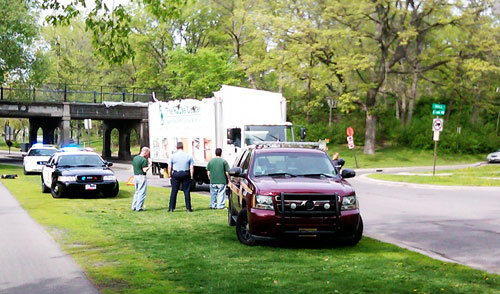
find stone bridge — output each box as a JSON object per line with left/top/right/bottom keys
{"left": 0, "top": 101, "right": 149, "bottom": 160}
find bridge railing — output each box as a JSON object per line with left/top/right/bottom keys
{"left": 0, "top": 84, "right": 170, "bottom": 103}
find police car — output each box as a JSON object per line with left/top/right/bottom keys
{"left": 41, "top": 150, "right": 119, "bottom": 198}
{"left": 23, "top": 144, "right": 58, "bottom": 175}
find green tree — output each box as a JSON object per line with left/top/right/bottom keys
{"left": 0, "top": 0, "right": 39, "bottom": 83}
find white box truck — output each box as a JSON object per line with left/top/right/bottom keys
{"left": 148, "top": 85, "right": 297, "bottom": 188}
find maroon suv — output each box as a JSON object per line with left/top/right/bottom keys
{"left": 227, "top": 146, "right": 362, "bottom": 246}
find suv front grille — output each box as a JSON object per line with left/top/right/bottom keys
{"left": 276, "top": 193, "right": 339, "bottom": 216}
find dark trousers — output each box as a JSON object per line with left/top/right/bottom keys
{"left": 169, "top": 171, "right": 192, "bottom": 210}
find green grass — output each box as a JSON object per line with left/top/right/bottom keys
{"left": 1, "top": 164, "right": 500, "bottom": 293}
{"left": 368, "top": 164, "right": 500, "bottom": 186}
{"left": 326, "top": 145, "right": 487, "bottom": 169}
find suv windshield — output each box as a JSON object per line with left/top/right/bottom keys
{"left": 244, "top": 125, "right": 293, "bottom": 145}
{"left": 252, "top": 152, "right": 336, "bottom": 178}
{"left": 57, "top": 154, "right": 104, "bottom": 167}
{"left": 28, "top": 149, "right": 57, "bottom": 156}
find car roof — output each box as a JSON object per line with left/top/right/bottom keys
{"left": 54, "top": 151, "right": 100, "bottom": 156}
{"left": 29, "top": 145, "right": 58, "bottom": 150}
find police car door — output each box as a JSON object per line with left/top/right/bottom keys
{"left": 42, "top": 155, "right": 56, "bottom": 187}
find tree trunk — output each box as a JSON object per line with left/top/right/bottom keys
{"left": 406, "top": 69, "right": 419, "bottom": 126}
{"left": 364, "top": 111, "right": 377, "bottom": 154}
{"left": 363, "top": 88, "right": 378, "bottom": 154}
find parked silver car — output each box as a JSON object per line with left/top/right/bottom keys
{"left": 487, "top": 149, "right": 500, "bottom": 163}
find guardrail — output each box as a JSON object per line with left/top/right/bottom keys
{"left": 0, "top": 84, "right": 170, "bottom": 103}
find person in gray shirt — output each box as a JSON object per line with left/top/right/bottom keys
{"left": 167, "top": 142, "right": 194, "bottom": 212}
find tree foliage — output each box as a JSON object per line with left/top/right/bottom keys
{"left": 6, "top": 0, "right": 499, "bottom": 154}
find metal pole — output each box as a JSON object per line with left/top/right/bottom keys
{"left": 1, "top": 86, "right": 3, "bottom": 100}
{"left": 352, "top": 149, "right": 359, "bottom": 168}
{"left": 33, "top": 87, "right": 36, "bottom": 101}
{"left": 100, "top": 86, "right": 103, "bottom": 103}
{"left": 122, "top": 92, "right": 125, "bottom": 102}
{"left": 94, "top": 91, "right": 97, "bottom": 103}
{"left": 88, "top": 128, "right": 91, "bottom": 148}
{"left": 433, "top": 140, "right": 437, "bottom": 176}
{"left": 132, "top": 88, "right": 135, "bottom": 102}
{"left": 64, "top": 85, "right": 67, "bottom": 102}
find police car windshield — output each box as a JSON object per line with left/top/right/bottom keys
{"left": 28, "top": 149, "right": 57, "bottom": 156}
{"left": 252, "top": 153, "right": 336, "bottom": 178}
{"left": 58, "top": 154, "right": 104, "bottom": 167}
{"left": 244, "top": 125, "right": 293, "bottom": 145}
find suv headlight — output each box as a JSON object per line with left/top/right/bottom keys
{"left": 103, "top": 175, "right": 116, "bottom": 181}
{"left": 58, "top": 176, "right": 77, "bottom": 182}
{"left": 254, "top": 195, "right": 274, "bottom": 210}
{"left": 341, "top": 195, "right": 358, "bottom": 211}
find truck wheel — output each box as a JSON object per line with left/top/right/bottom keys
{"left": 236, "top": 210, "right": 256, "bottom": 246}
{"left": 228, "top": 197, "right": 236, "bottom": 226}
{"left": 41, "top": 176, "right": 50, "bottom": 193}
{"left": 51, "top": 181, "right": 64, "bottom": 199}
{"left": 345, "top": 216, "right": 363, "bottom": 246}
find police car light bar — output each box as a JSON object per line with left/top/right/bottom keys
{"left": 253, "top": 141, "right": 321, "bottom": 149}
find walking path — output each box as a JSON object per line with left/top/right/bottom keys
{"left": 0, "top": 182, "right": 99, "bottom": 294}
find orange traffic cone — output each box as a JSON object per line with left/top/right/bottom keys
{"left": 126, "top": 176, "right": 135, "bottom": 186}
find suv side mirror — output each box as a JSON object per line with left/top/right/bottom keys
{"left": 341, "top": 168, "right": 355, "bottom": 179}
{"left": 45, "top": 163, "right": 54, "bottom": 168}
{"left": 300, "top": 128, "right": 306, "bottom": 141}
{"left": 22, "top": 153, "right": 27, "bottom": 157}
{"left": 228, "top": 167, "right": 243, "bottom": 177}
{"left": 106, "top": 161, "right": 113, "bottom": 167}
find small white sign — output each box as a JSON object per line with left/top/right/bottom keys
{"left": 433, "top": 130, "right": 440, "bottom": 141}
{"left": 432, "top": 118, "right": 443, "bottom": 132}
{"left": 84, "top": 119, "right": 92, "bottom": 130}
{"left": 347, "top": 136, "right": 355, "bottom": 149}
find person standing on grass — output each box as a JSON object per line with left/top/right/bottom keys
{"left": 206, "top": 148, "right": 230, "bottom": 209}
{"left": 131, "top": 146, "right": 152, "bottom": 212}
{"left": 167, "top": 142, "right": 194, "bottom": 212}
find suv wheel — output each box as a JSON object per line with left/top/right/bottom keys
{"left": 228, "top": 197, "right": 236, "bottom": 226}
{"left": 51, "top": 181, "right": 64, "bottom": 199}
{"left": 41, "top": 175, "right": 50, "bottom": 193}
{"left": 236, "top": 210, "right": 256, "bottom": 246}
{"left": 345, "top": 216, "right": 363, "bottom": 246}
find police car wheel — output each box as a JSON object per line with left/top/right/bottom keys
{"left": 51, "top": 181, "right": 64, "bottom": 198}
{"left": 41, "top": 176, "right": 50, "bottom": 193}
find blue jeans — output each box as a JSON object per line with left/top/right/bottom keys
{"left": 132, "top": 175, "right": 147, "bottom": 210}
{"left": 210, "top": 184, "right": 226, "bottom": 209}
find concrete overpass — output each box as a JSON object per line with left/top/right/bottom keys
{"left": 0, "top": 101, "right": 149, "bottom": 160}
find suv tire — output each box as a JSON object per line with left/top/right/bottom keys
{"left": 236, "top": 210, "right": 256, "bottom": 246}
{"left": 345, "top": 216, "right": 363, "bottom": 246}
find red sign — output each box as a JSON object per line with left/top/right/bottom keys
{"left": 346, "top": 127, "right": 354, "bottom": 137}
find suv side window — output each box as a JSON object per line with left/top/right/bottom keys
{"left": 241, "top": 151, "right": 252, "bottom": 174}
{"left": 233, "top": 150, "right": 247, "bottom": 168}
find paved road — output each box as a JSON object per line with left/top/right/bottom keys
{"left": 1, "top": 150, "right": 499, "bottom": 275}
{"left": 0, "top": 182, "right": 99, "bottom": 294}
{"left": 351, "top": 173, "right": 500, "bottom": 275}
